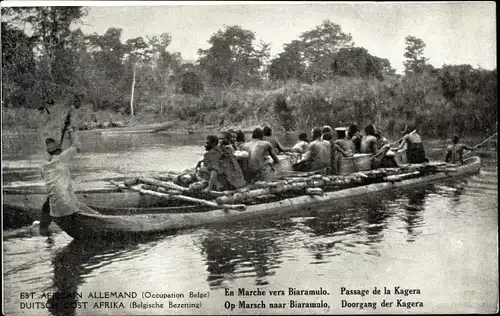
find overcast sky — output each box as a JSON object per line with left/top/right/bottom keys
{"left": 5, "top": 1, "right": 497, "bottom": 73}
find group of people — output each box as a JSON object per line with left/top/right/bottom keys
{"left": 195, "top": 122, "right": 482, "bottom": 193}
{"left": 38, "top": 109, "right": 481, "bottom": 236}
{"left": 195, "top": 123, "right": 417, "bottom": 192}
{"left": 196, "top": 127, "right": 282, "bottom": 192}
{"left": 291, "top": 122, "right": 428, "bottom": 173}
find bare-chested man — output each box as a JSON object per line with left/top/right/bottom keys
{"left": 263, "top": 126, "right": 291, "bottom": 154}
{"left": 242, "top": 128, "right": 280, "bottom": 183}
{"left": 294, "top": 127, "right": 332, "bottom": 172}
{"left": 361, "top": 124, "right": 392, "bottom": 169}
{"left": 361, "top": 124, "right": 379, "bottom": 155}
{"left": 348, "top": 123, "right": 363, "bottom": 153}
{"left": 334, "top": 127, "right": 355, "bottom": 157}
{"left": 395, "top": 125, "right": 428, "bottom": 163}
{"left": 445, "top": 136, "right": 476, "bottom": 164}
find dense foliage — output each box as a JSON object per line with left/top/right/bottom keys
{"left": 1, "top": 9, "right": 496, "bottom": 137}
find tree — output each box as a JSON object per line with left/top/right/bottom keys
{"left": 299, "top": 20, "right": 353, "bottom": 65}
{"left": 179, "top": 70, "right": 204, "bottom": 95}
{"left": 1, "top": 21, "right": 37, "bottom": 107}
{"left": 197, "top": 25, "right": 269, "bottom": 88}
{"left": 86, "top": 28, "right": 127, "bottom": 81}
{"left": 403, "top": 35, "right": 429, "bottom": 75}
{"left": 147, "top": 33, "right": 181, "bottom": 94}
{"left": 2, "top": 7, "right": 87, "bottom": 105}
{"left": 146, "top": 32, "right": 182, "bottom": 115}
{"left": 268, "top": 20, "right": 353, "bottom": 83}
{"left": 331, "top": 47, "right": 396, "bottom": 79}
{"left": 85, "top": 28, "right": 128, "bottom": 110}
{"left": 268, "top": 40, "right": 306, "bottom": 81}
{"left": 124, "top": 37, "right": 151, "bottom": 116}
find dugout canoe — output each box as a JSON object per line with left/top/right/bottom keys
{"left": 15, "top": 156, "right": 481, "bottom": 240}
{"left": 3, "top": 154, "right": 295, "bottom": 216}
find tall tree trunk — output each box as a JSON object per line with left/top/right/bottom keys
{"left": 130, "top": 62, "right": 137, "bottom": 116}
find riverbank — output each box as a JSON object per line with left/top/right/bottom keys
{"left": 1, "top": 104, "right": 265, "bottom": 136}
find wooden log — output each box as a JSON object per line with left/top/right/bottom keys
{"left": 215, "top": 182, "right": 311, "bottom": 205}
{"left": 155, "top": 173, "right": 179, "bottom": 182}
{"left": 253, "top": 194, "right": 278, "bottom": 202}
{"left": 384, "top": 171, "right": 420, "bottom": 182}
{"left": 305, "top": 188, "right": 324, "bottom": 196}
{"left": 124, "top": 178, "right": 139, "bottom": 187}
{"left": 141, "top": 184, "right": 158, "bottom": 191}
{"left": 155, "top": 187, "right": 182, "bottom": 195}
{"left": 137, "top": 177, "right": 191, "bottom": 193}
{"left": 117, "top": 181, "right": 247, "bottom": 211}
{"left": 110, "top": 181, "right": 127, "bottom": 191}
{"left": 139, "top": 177, "right": 227, "bottom": 198}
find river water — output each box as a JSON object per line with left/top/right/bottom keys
{"left": 2, "top": 131, "right": 498, "bottom": 315}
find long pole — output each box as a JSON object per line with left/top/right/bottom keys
{"left": 59, "top": 111, "right": 71, "bottom": 145}
{"left": 370, "top": 129, "right": 415, "bottom": 161}
{"left": 463, "top": 132, "right": 497, "bottom": 158}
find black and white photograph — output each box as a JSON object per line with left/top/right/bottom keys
{"left": 2, "top": 1, "right": 498, "bottom": 315}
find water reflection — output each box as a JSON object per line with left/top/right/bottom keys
{"left": 402, "top": 189, "right": 427, "bottom": 242}
{"left": 46, "top": 238, "right": 162, "bottom": 316}
{"left": 201, "top": 223, "right": 287, "bottom": 288}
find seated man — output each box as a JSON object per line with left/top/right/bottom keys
{"left": 293, "top": 127, "right": 332, "bottom": 172}
{"left": 242, "top": 128, "right": 280, "bottom": 183}
{"left": 445, "top": 136, "right": 476, "bottom": 164}
{"left": 235, "top": 130, "right": 246, "bottom": 150}
{"left": 291, "top": 132, "right": 309, "bottom": 154}
{"left": 219, "top": 131, "right": 236, "bottom": 154}
{"left": 321, "top": 132, "right": 337, "bottom": 174}
{"left": 360, "top": 124, "right": 379, "bottom": 156}
{"left": 334, "top": 127, "right": 354, "bottom": 157}
{"left": 200, "top": 135, "right": 246, "bottom": 192}
{"left": 361, "top": 124, "right": 395, "bottom": 169}
{"left": 333, "top": 127, "right": 354, "bottom": 173}
{"left": 375, "top": 130, "right": 406, "bottom": 168}
{"left": 321, "top": 125, "right": 333, "bottom": 140}
{"left": 263, "top": 126, "right": 291, "bottom": 154}
{"left": 348, "top": 123, "right": 363, "bottom": 153}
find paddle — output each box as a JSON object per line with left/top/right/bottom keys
{"left": 463, "top": 132, "right": 497, "bottom": 158}
{"left": 59, "top": 93, "right": 83, "bottom": 146}
{"left": 59, "top": 110, "right": 72, "bottom": 145}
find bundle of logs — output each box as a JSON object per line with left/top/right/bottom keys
{"left": 110, "top": 161, "right": 458, "bottom": 211}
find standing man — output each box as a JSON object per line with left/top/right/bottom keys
{"left": 40, "top": 108, "right": 82, "bottom": 236}
{"left": 445, "top": 136, "right": 476, "bottom": 164}
{"left": 395, "top": 125, "right": 428, "bottom": 163}
{"left": 242, "top": 128, "right": 280, "bottom": 183}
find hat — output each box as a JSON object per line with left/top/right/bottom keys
{"left": 334, "top": 127, "right": 347, "bottom": 132}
